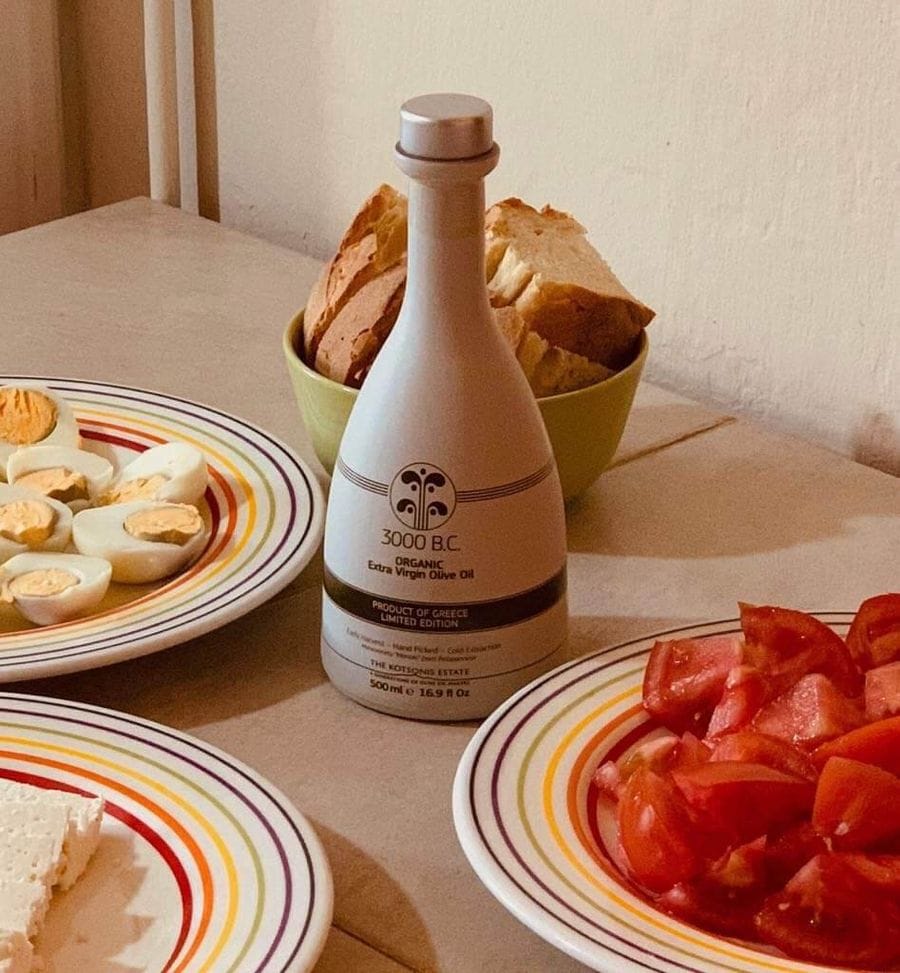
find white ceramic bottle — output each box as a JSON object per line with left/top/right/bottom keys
{"left": 321, "top": 93, "right": 567, "bottom": 719}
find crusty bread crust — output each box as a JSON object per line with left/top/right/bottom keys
{"left": 493, "top": 306, "right": 614, "bottom": 396}
{"left": 316, "top": 263, "right": 407, "bottom": 387}
{"left": 303, "top": 184, "right": 407, "bottom": 361}
{"left": 305, "top": 189, "right": 651, "bottom": 394}
{"left": 485, "top": 198, "right": 653, "bottom": 369}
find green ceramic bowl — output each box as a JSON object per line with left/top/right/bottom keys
{"left": 282, "top": 312, "right": 647, "bottom": 500}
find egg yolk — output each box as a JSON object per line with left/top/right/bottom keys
{"left": 16, "top": 467, "right": 89, "bottom": 504}
{"left": 3, "top": 568, "right": 79, "bottom": 599}
{"left": 103, "top": 474, "right": 168, "bottom": 505}
{"left": 0, "top": 500, "right": 57, "bottom": 546}
{"left": 124, "top": 504, "right": 203, "bottom": 545}
{"left": 0, "top": 388, "right": 58, "bottom": 446}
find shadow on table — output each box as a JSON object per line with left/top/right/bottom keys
{"left": 314, "top": 821, "right": 439, "bottom": 973}
{"left": 15, "top": 586, "right": 328, "bottom": 728}
{"left": 566, "top": 424, "right": 898, "bottom": 559}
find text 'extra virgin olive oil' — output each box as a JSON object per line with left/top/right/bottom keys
{"left": 321, "top": 94, "right": 568, "bottom": 719}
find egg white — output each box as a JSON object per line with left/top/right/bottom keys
{"left": 0, "top": 384, "right": 80, "bottom": 474}
{"left": 72, "top": 501, "right": 210, "bottom": 584}
{"left": 7, "top": 445, "right": 115, "bottom": 510}
{"left": 0, "top": 484, "right": 73, "bottom": 565}
{"left": 109, "top": 443, "right": 209, "bottom": 505}
{"left": 1, "top": 552, "right": 112, "bottom": 626}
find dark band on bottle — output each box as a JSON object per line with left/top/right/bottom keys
{"left": 323, "top": 565, "right": 567, "bottom": 633}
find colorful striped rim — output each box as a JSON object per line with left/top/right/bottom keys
{"left": 454, "top": 614, "right": 858, "bottom": 973}
{"left": 0, "top": 692, "right": 333, "bottom": 972}
{"left": 0, "top": 377, "right": 324, "bottom": 680}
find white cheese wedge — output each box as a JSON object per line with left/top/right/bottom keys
{"left": 0, "top": 930, "right": 32, "bottom": 973}
{"left": 0, "top": 781, "right": 104, "bottom": 890}
{"left": 0, "top": 780, "right": 104, "bottom": 969}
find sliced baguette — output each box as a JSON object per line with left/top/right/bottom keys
{"left": 493, "top": 307, "right": 613, "bottom": 396}
{"left": 303, "top": 184, "right": 407, "bottom": 361}
{"left": 315, "top": 263, "right": 407, "bottom": 388}
{"left": 486, "top": 198, "right": 654, "bottom": 369}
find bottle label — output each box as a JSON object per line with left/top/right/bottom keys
{"left": 322, "top": 455, "right": 568, "bottom": 718}
{"left": 324, "top": 566, "right": 566, "bottom": 632}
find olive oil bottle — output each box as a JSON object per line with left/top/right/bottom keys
{"left": 321, "top": 94, "right": 567, "bottom": 719}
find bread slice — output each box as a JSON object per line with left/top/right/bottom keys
{"left": 315, "top": 263, "right": 407, "bottom": 387}
{"left": 303, "top": 185, "right": 407, "bottom": 361}
{"left": 493, "top": 307, "right": 613, "bottom": 397}
{"left": 486, "top": 198, "right": 654, "bottom": 369}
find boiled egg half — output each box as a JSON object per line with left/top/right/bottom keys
{"left": 0, "top": 385, "right": 80, "bottom": 475}
{"left": 102, "top": 443, "right": 208, "bottom": 506}
{"left": 0, "top": 485, "right": 73, "bottom": 565}
{"left": 0, "top": 552, "right": 112, "bottom": 626}
{"left": 7, "top": 445, "right": 114, "bottom": 510}
{"left": 73, "top": 501, "right": 209, "bottom": 583}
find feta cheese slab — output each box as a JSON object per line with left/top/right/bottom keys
{"left": 0, "top": 780, "right": 104, "bottom": 968}
{"left": 0, "top": 930, "right": 32, "bottom": 973}
{"left": 0, "top": 781, "right": 104, "bottom": 891}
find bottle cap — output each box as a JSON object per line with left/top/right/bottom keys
{"left": 398, "top": 94, "right": 494, "bottom": 161}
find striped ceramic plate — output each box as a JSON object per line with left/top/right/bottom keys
{"left": 0, "top": 376, "right": 324, "bottom": 680}
{"left": 454, "top": 614, "right": 857, "bottom": 973}
{"left": 0, "top": 692, "right": 332, "bottom": 971}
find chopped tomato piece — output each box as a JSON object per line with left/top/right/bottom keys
{"left": 593, "top": 733, "right": 711, "bottom": 801}
{"left": 812, "top": 756, "right": 900, "bottom": 851}
{"left": 642, "top": 634, "right": 744, "bottom": 733}
{"left": 755, "top": 853, "right": 900, "bottom": 967}
{"left": 842, "top": 852, "right": 900, "bottom": 891}
{"left": 865, "top": 660, "right": 900, "bottom": 721}
{"left": 675, "top": 732, "right": 713, "bottom": 770}
{"left": 847, "top": 593, "right": 900, "bottom": 670}
{"left": 672, "top": 761, "right": 814, "bottom": 846}
{"left": 705, "top": 665, "right": 770, "bottom": 738}
{"left": 813, "top": 716, "right": 900, "bottom": 774}
{"left": 659, "top": 838, "right": 769, "bottom": 938}
{"left": 751, "top": 673, "right": 864, "bottom": 750}
{"left": 659, "top": 881, "right": 760, "bottom": 938}
{"left": 594, "top": 736, "right": 678, "bottom": 799}
{"left": 617, "top": 768, "right": 703, "bottom": 892}
{"left": 764, "top": 820, "right": 828, "bottom": 887}
{"left": 740, "top": 603, "right": 862, "bottom": 696}
{"left": 710, "top": 731, "right": 818, "bottom": 782}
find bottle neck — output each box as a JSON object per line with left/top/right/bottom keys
{"left": 404, "top": 179, "right": 489, "bottom": 316}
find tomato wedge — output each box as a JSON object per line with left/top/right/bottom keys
{"left": 764, "top": 820, "right": 828, "bottom": 887}
{"left": 847, "top": 592, "right": 900, "bottom": 670}
{"left": 751, "top": 673, "right": 864, "bottom": 750}
{"left": 593, "top": 732, "right": 711, "bottom": 800}
{"left": 813, "top": 715, "right": 900, "bottom": 774}
{"left": 643, "top": 634, "right": 744, "bottom": 733}
{"left": 672, "top": 761, "right": 814, "bottom": 846}
{"left": 865, "top": 660, "right": 900, "bottom": 721}
{"left": 617, "top": 768, "right": 703, "bottom": 892}
{"left": 740, "top": 603, "right": 862, "bottom": 696}
{"left": 755, "top": 853, "right": 900, "bottom": 967}
{"left": 812, "top": 756, "right": 900, "bottom": 851}
{"left": 710, "top": 731, "right": 818, "bottom": 782}
{"left": 705, "top": 666, "right": 770, "bottom": 739}
{"left": 660, "top": 836, "right": 769, "bottom": 936}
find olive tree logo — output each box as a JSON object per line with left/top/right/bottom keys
{"left": 389, "top": 463, "right": 456, "bottom": 530}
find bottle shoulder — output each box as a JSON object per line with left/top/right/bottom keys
{"left": 340, "top": 323, "right": 552, "bottom": 483}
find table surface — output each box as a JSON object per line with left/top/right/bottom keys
{"left": 2, "top": 198, "right": 897, "bottom": 973}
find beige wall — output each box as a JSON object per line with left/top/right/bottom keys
{"left": 0, "top": 1, "right": 66, "bottom": 234}
{"left": 0, "top": 0, "right": 149, "bottom": 235}
{"left": 213, "top": 0, "right": 898, "bottom": 473}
